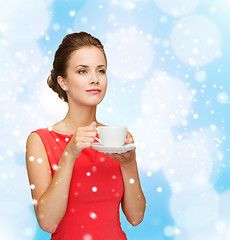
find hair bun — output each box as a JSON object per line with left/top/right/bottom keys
{"left": 47, "top": 70, "right": 55, "bottom": 89}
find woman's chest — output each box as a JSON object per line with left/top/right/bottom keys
{"left": 69, "top": 149, "right": 124, "bottom": 203}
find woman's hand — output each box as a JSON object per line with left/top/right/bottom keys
{"left": 106, "top": 136, "right": 146, "bottom": 226}
{"left": 106, "top": 137, "right": 136, "bottom": 167}
{"left": 64, "top": 121, "right": 97, "bottom": 160}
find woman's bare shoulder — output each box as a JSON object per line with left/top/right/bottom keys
{"left": 26, "top": 131, "right": 43, "bottom": 145}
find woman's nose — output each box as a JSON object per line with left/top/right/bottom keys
{"left": 90, "top": 72, "right": 99, "bottom": 84}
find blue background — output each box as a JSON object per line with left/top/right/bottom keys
{"left": 0, "top": 0, "right": 230, "bottom": 239}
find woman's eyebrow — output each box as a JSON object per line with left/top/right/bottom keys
{"left": 75, "top": 64, "right": 89, "bottom": 68}
{"left": 75, "top": 64, "right": 106, "bottom": 68}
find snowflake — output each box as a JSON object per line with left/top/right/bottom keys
{"left": 157, "top": 187, "right": 163, "bottom": 192}
{"left": 129, "top": 178, "right": 135, "bottom": 184}
{"left": 83, "top": 234, "right": 92, "bottom": 240}
{"left": 89, "top": 212, "right": 97, "bottom": 219}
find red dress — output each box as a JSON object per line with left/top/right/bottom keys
{"left": 32, "top": 128, "right": 127, "bottom": 240}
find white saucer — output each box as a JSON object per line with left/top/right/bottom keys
{"left": 91, "top": 143, "right": 135, "bottom": 154}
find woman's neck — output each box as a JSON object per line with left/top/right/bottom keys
{"left": 53, "top": 103, "right": 99, "bottom": 134}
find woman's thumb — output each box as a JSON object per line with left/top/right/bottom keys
{"left": 91, "top": 121, "right": 97, "bottom": 127}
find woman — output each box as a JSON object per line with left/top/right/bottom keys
{"left": 26, "top": 32, "right": 146, "bottom": 240}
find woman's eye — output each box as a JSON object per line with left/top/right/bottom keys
{"left": 78, "top": 70, "right": 87, "bottom": 74}
{"left": 98, "top": 69, "right": 106, "bottom": 74}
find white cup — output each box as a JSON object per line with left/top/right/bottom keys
{"left": 95, "top": 126, "right": 127, "bottom": 147}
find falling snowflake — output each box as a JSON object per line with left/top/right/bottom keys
{"left": 83, "top": 234, "right": 92, "bottom": 240}
{"left": 217, "top": 92, "right": 229, "bottom": 104}
{"left": 92, "top": 166, "right": 97, "bottom": 172}
{"left": 89, "top": 212, "right": 97, "bottom": 219}
{"left": 29, "top": 156, "right": 34, "bottom": 162}
{"left": 129, "top": 178, "right": 135, "bottom": 184}
{"left": 157, "top": 187, "right": 163, "bottom": 192}
{"left": 52, "top": 164, "right": 58, "bottom": 170}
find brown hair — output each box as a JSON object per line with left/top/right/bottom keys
{"left": 47, "top": 32, "right": 107, "bottom": 103}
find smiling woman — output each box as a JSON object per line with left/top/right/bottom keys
{"left": 25, "top": 32, "right": 146, "bottom": 240}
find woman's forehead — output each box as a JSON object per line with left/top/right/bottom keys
{"left": 68, "top": 46, "right": 106, "bottom": 65}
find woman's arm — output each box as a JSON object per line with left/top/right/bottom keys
{"left": 26, "top": 122, "right": 97, "bottom": 233}
{"left": 107, "top": 132, "right": 146, "bottom": 226}
{"left": 120, "top": 157, "right": 146, "bottom": 226}
{"left": 26, "top": 132, "right": 76, "bottom": 233}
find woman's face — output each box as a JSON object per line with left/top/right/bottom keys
{"left": 61, "top": 46, "right": 107, "bottom": 106}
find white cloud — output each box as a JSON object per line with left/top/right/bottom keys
{"left": 170, "top": 189, "right": 219, "bottom": 229}
{"left": 105, "top": 27, "right": 154, "bottom": 81}
{"left": 154, "top": 0, "right": 200, "bottom": 17}
{"left": 0, "top": 153, "right": 37, "bottom": 239}
{"left": 130, "top": 117, "right": 174, "bottom": 172}
{"left": 0, "top": 100, "right": 49, "bottom": 152}
{"left": 219, "top": 190, "right": 230, "bottom": 223}
{"left": 0, "top": 42, "right": 44, "bottom": 98}
{"left": 0, "top": 0, "right": 51, "bottom": 40}
{"left": 130, "top": 70, "right": 222, "bottom": 238}
{"left": 130, "top": 72, "right": 219, "bottom": 185}
{"left": 38, "top": 82, "right": 68, "bottom": 120}
{"left": 111, "top": 0, "right": 147, "bottom": 10}
{"left": 0, "top": 1, "right": 53, "bottom": 239}
{"left": 171, "top": 15, "right": 221, "bottom": 66}
{"left": 195, "top": 70, "right": 207, "bottom": 82}
{"left": 0, "top": 203, "right": 37, "bottom": 239}
{"left": 141, "top": 72, "right": 192, "bottom": 126}
{"left": 162, "top": 130, "right": 218, "bottom": 191}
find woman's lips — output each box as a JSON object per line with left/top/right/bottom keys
{"left": 86, "top": 89, "right": 101, "bottom": 94}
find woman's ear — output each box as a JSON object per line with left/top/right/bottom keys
{"left": 57, "top": 76, "right": 68, "bottom": 91}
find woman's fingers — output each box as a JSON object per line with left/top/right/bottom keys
{"left": 67, "top": 122, "right": 98, "bottom": 158}
{"left": 77, "top": 137, "right": 95, "bottom": 143}
{"left": 107, "top": 153, "right": 123, "bottom": 161}
{"left": 77, "top": 124, "right": 97, "bottom": 134}
{"left": 77, "top": 131, "right": 96, "bottom": 138}
{"left": 124, "top": 137, "right": 134, "bottom": 144}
